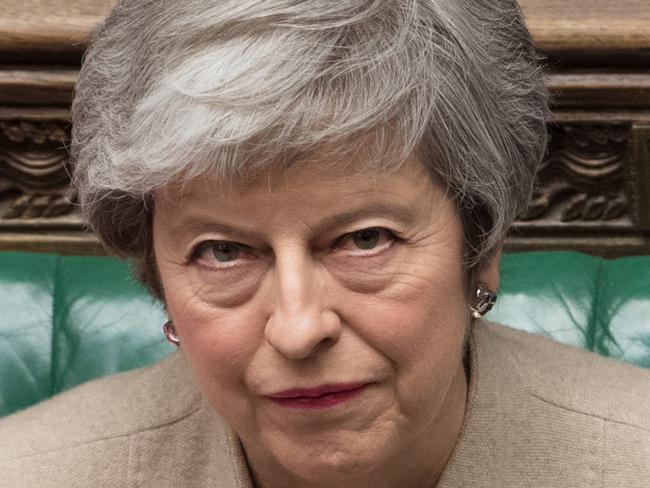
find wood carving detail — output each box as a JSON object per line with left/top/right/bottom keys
{"left": 0, "top": 120, "right": 639, "bottom": 232}
{"left": 520, "top": 124, "right": 631, "bottom": 225}
{"left": 0, "top": 120, "right": 77, "bottom": 219}
{"left": 629, "top": 126, "right": 650, "bottom": 229}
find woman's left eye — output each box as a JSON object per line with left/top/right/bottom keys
{"left": 334, "top": 228, "right": 397, "bottom": 253}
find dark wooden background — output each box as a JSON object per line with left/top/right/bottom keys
{"left": 1, "top": 0, "right": 649, "bottom": 256}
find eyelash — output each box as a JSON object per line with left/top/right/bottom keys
{"left": 189, "top": 241, "right": 253, "bottom": 269}
{"left": 189, "top": 227, "right": 400, "bottom": 269}
{"left": 331, "top": 227, "right": 399, "bottom": 254}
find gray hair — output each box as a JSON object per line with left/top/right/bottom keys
{"left": 72, "top": 0, "right": 549, "bottom": 299}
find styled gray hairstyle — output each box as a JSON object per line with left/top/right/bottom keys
{"left": 72, "top": 0, "right": 549, "bottom": 299}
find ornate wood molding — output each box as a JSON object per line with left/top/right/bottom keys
{"left": 0, "top": 0, "right": 114, "bottom": 59}
{"left": 1, "top": 0, "right": 650, "bottom": 256}
{"left": 0, "top": 114, "right": 648, "bottom": 256}
{"left": 518, "top": 124, "right": 632, "bottom": 229}
{"left": 0, "top": 118, "right": 81, "bottom": 229}
{"left": 0, "top": 70, "right": 76, "bottom": 106}
{"left": 519, "top": 0, "right": 650, "bottom": 54}
{"left": 547, "top": 72, "right": 650, "bottom": 109}
{"left": 630, "top": 125, "right": 650, "bottom": 230}
{"left": 506, "top": 121, "right": 650, "bottom": 256}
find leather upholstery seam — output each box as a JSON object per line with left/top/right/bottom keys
{"left": 586, "top": 259, "right": 603, "bottom": 354}
{"left": 49, "top": 255, "right": 62, "bottom": 397}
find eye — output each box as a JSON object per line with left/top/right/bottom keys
{"left": 210, "top": 242, "right": 244, "bottom": 262}
{"left": 191, "top": 240, "right": 252, "bottom": 268}
{"left": 351, "top": 229, "right": 382, "bottom": 250}
{"left": 333, "top": 228, "right": 397, "bottom": 254}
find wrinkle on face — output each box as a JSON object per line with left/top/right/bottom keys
{"left": 152, "top": 156, "right": 475, "bottom": 488}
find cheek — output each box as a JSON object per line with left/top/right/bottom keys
{"left": 349, "top": 276, "right": 467, "bottom": 366}
{"left": 163, "top": 282, "right": 263, "bottom": 416}
{"left": 179, "top": 264, "right": 268, "bottom": 309}
{"left": 157, "top": 259, "right": 264, "bottom": 366}
{"left": 341, "top": 255, "right": 468, "bottom": 410}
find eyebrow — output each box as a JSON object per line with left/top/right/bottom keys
{"left": 169, "top": 219, "right": 263, "bottom": 245}
{"left": 311, "top": 203, "right": 417, "bottom": 234}
{"left": 169, "top": 202, "right": 418, "bottom": 244}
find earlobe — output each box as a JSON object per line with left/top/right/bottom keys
{"left": 478, "top": 250, "right": 501, "bottom": 293}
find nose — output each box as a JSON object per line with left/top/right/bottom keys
{"left": 264, "top": 252, "right": 342, "bottom": 360}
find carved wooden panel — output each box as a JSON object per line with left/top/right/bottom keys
{"left": 630, "top": 126, "right": 650, "bottom": 230}
{"left": 0, "top": 111, "right": 98, "bottom": 254}
{"left": 0, "top": 114, "right": 649, "bottom": 256}
{"left": 0, "top": 0, "right": 649, "bottom": 256}
{"left": 0, "top": 118, "right": 78, "bottom": 225}
{"left": 519, "top": 124, "right": 632, "bottom": 229}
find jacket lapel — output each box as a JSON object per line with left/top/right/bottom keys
{"left": 436, "top": 322, "right": 603, "bottom": 488}
{"left": 128, "top": 354, "right": 254, "bottom": 487}
{"left": 131, "top": 400, "right": 254, "bottom": 487}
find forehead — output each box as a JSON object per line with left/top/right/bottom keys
{"left": 158, "top": 157, "right": 440, "bottom": 204}
{"left": 152, "top": 158, "right": 453, "bottom": 241}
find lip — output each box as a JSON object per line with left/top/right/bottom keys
{"left": 267, "top": 383, "right": 369, "bottom": 409}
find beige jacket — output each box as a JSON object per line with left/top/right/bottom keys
{"left": 1, "top": 322, "right": 649, "bottom": 487}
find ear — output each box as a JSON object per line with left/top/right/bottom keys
{"left": 476, "top": 249, "right": 501, "bottom": 293}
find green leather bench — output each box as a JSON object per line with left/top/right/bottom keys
{"left": 1, "top": 251, "right": 649, "bottom": 418}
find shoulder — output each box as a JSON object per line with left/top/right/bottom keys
{"left": 0, "top": 352, "right": 202, "bottom": 478}
{"left": 440, "top": 322, "right": 650, "bottom": 487}
{"left": 471, "top": 322, "right": 650, "bottom": 486}
{"left": 478, "top": 320, "right": 650, "bottom": 482}
{"left": 477, "top": 321, "right": 650, "bottom": 430}
{"left": 0, "top": 352, "right": 252, "bottom": 487}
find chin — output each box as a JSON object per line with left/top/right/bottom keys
{"left": 254, "top": 429, "right": 394, "bottom": 483}
{"left": 281, "top": 448, "right": 379, "bottom": 483}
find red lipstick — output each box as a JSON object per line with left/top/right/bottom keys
{"left": 268, "top": 383, "right": 367, "bottom": 409}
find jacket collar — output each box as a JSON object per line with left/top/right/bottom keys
{"left": 138, "top": 322, "right": 602, "bottom": 487}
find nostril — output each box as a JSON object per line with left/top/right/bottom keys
{"left": 263, "top": 308, "right": 342, "bottom": 360}
{"left": 312, "top": 336, "right": 337, "bottom": 354}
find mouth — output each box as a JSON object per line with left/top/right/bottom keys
{"left": 267, "top": 383, "right": 369, "bottom": 409}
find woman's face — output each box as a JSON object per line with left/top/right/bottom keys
{"left": 153, "top": 158, "right": 493, "bottom": 485}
